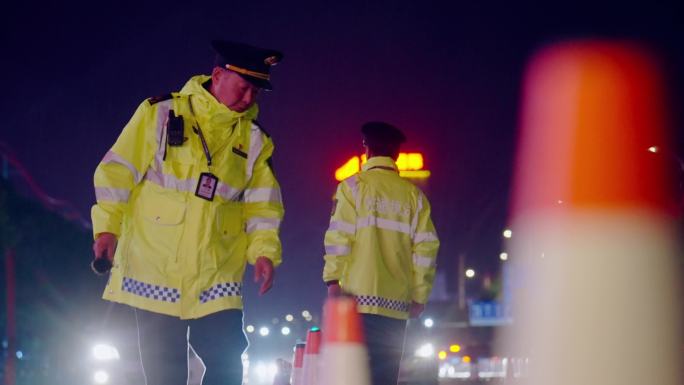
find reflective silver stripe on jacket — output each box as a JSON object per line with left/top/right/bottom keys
{"left": 95, "top": 187, "right": 130, "bottom": 203}
{"left": 245, "top": 124, "right": 264, "bottom": 181}
{"left": 246, "top": 217, "right": 281, "bottom": 233}
{"left": 357, "top": 215, "right": 411, "bottom": 235}
{"left": 412, "top": 253, "right": 436, "bottom": 268}
{"left": 345, "top": 175, "right": 360, "bottom": 209}
{"left": 101, "top": 150, "right": 142, "bottom": 183}
{"left": 216, "top": 182, "right": 242, "bottom": 201}
{"left": 327, "top": 220, "right": 356, "bottom": 234}
{"left": 144, "top": 166, "right": 196, "bottom": 192}
{"left": 410, "top": 193, "right": 424, "bottom": 236}
{"left": 156, "top": 99, "right": 172, "bottom": 154}
{"left": 413, "top": 232, "right": 438, "bottom": 243}
{"left": 244, "top": 188, "right": 282, "bottom": 203}
{"left": 325, "top": 244, "right": 351, "bottom": 256}
{"left": 146, "top": 155, "right": 243, "bottom": 200}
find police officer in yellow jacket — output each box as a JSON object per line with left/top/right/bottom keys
{"left": 323, "top": 121, "right": 439, "bottom": 385}
{"left": 91, "top": 40, "right": 284, "bottom": 385}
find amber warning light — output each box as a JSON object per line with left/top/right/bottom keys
{"left": 335, "top": 153, "right": 431, "bottom": 181}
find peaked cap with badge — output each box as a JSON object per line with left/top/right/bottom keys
{"left": 211, "top": 40, "right": 284, "bottom": 91}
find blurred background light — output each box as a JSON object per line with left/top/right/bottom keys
{"left": 93, "top": 370, "right": 109, "bottom": 384}
{"left": 92, "top": 344, "right": 120, "bottom": 361}
{"left": 415, "top": 343, "right": 435, "bottom": 358}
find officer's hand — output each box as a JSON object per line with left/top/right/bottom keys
{"left": 254, "top": 257, "right": 274, "bottom": 295}
{"left": 327, "top": 283, "right": 342, "bottom": 297}
{"left": 93, "top": 232, "right": 117, "bottom": 261}
{"left": 409, "top": 302, "right": 425, "bottom": 318}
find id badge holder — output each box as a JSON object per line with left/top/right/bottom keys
{"left": 195, "top": 172, "right": 218, "bottom": 201}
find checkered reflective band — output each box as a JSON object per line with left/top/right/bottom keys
{"left": 199, "top": 282, "right": 242, "bottom": 304}
{"left": 122, "top": 277, "right": 180, "bottom": 303}
{"left": 356, "top": 295, "right": 410, "bottom": 313}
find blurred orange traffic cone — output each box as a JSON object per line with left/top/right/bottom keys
{"left": 319, "top": 296, "right": 371, "bottom": 385}
{"left": 290, "top": 341, "right": 306, "bottom": 385}
{"left": 499, "top": 41, "right": 682, "bottom": 385}
{"left": 301, "top": 327, "right": 321, "bottom": 385}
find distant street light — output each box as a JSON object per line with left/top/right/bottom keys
{"left": 285, "top": 314, "right": 294, "bottom": 322}
{"left": 246, "top": 325, "right": 255, "bottom": 333}
{"left": 259, "top": 327, "right": 270, "bottom": 336}
{"left": 503, "top": 229, "right": 513, "bottom": 238}
{"left": 423, "top": 318, "right": 434, "bottom": 328}
{"left": 281, "top": 326, "right": 291, "bottom": 336}
{"left": 500, "top": 252, "right": 508, "bottom": 261}
{"left": 465, "top": 269, "right": 476, "bottom": 278}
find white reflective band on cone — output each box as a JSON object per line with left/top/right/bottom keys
{"left": 300, "top": 353, "right": 319, "bottom": 385}
{"left": 290, "top": 368, "right": 303, "bottom": 385}
{"left": 320, "top": 345, "right": 371, "bottom": 385}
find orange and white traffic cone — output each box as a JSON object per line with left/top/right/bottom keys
{"left": 301, "top": 327, "right": 321, "bottom": 385}
{"left": 290, "top": 341, "right": 306, "bottom": 385}
{"left": 499, "top": 41, "right": 682, "bottom": 385}
{"left": 319, "top": 296, "right": 371, "bottom": 385}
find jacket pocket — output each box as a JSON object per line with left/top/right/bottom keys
{"left": 128, "top": 189, "right": 187, "bottom": 267}
{"left": 141, "top": 197, "right": 186, "bottom": 225}
{"left": 211, "top": 202, "right": 247, "bottom": 270}
{"left": 216, "top": 202, "right": 244, "bottom": 237}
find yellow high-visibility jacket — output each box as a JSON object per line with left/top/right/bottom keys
{"left": 323, "top": 156, "right": 439, "bottom": 319}
{"left": 92, "top": 75, "right": 284, "bottom": 319}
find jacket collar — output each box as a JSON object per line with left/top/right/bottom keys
{"left": 179, "top": 75, "right": 259, "bottom": 128}
{"left": 362, "top": 156, "right": 398, "bottom": 172}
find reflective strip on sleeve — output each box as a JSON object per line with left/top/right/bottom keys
{"left": 413, "top": 232, "right": 438, "bottom": 243}
{"left": 244, "top": 188, "right": 283, "bottom": 203}
{"left": 101, "top": 151, "right": 142, "bottom": 183}
{"left": 327, "top": 220, "right": 356, "bottom": 234}
{"left": 95, "top": 187, "right": 131, "bottom": 203}
{"left": 413, "top": 253, "right": 436, "bottom": 268}
{"left": 357, "top": 216, "right": 411, "bottom": 235}
{"left": 246, "top": 217, "right": 281, "bottom": 233}
{"left": 246, "top": 125, "right": 264, "bottom": 181}
{"left": 325, "top": 244, "right": 351, "bottom": 256}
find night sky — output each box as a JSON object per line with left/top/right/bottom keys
{"left": 2, "top": 1, "right": 682, "bottom": 322}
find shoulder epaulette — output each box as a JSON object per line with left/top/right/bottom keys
{"left": 252, "top": 120, "right": 271, "bottom": 138}
{"left": 147, "top": 93, "right": 174, "bottom": 105}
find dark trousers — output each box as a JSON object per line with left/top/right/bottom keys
{"left": 135, "top": 308, "right": 248, "bottom": 385}
{"left": 361, "top": 314, "right": 408, "bottom": 385}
